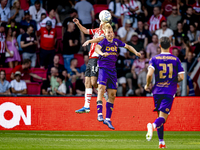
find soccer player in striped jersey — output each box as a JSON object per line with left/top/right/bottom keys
{"left": 145, "top": 37, "right": 184, "bottom": 148}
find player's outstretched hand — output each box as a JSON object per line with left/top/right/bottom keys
{"left": 73, "top": 18, "right": 79, "bottom": 24}
{"left": 136, "top": 52, "right": 141, "bottom": 57}
{"left": 82, "top": 40, "right": 90, "bottom": 47}
{"left": 102, "top": 52, "right": 109, "bottom": 57}
{"left": 144, "top": 85, "right": 150, "bottom": 92}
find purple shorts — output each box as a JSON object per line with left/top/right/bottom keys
{"left": 153, "top": 94, "right": 174, "bottom": 114}
{"left": 97, "top": 68, "right": 118, "bottom": 89}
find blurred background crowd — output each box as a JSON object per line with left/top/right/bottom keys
{"left": 0, "top": 0, "right": 199, "bottom": 96}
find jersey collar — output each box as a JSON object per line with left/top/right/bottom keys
{"left": 161, "top": 52, "right": 171, "bottom": 54}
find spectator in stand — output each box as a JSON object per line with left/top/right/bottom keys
{"left": 157, "top": 46, "right": 161, "bottom": 54}
{"left": 62, "top": 70, "right": 73, "bottom": 95}
{"left": 47, "top": 55, "right": 65, "bottom": 80}
{"left": 62, "top": 22, "right": 79, "bottom": 71}
{"left": 148, "top": 6, "right": 166, "bottom": 33}
{"left": 172, "top": 21, "right": 186, "bottom": 46}
{"left": 50, "top": 67, "right": 59, "bottom": 95}
{"left": 5, "top": 28, "right": 21, "bottom": 68}
{"left": 62, "top": 8, "right": 85, "bottom": 45}
{"left": 182, "top": 6, "right": 198, "bottom": 32}
{"left": 146, "top": 34, "right": 159, "bottom": 59}
{"left": 0, "top": 23, "right": 12, "bottom": 68}
{"left": 75, "top": 74, "right": 85, "bottom": 96}
{"left": 127, "top": 32, "right": 143, "bottom": 59}
{"left": 167, "top": 5, "right": 182, "bottom": 31}
{"left": 191, "top": 0, "right": 200, "bottom": 17}
{"left": 37, "top": 13, "right": 46, "bottom": 30}
{"left": 180, "top": 36, "right": 190, "bottom": 60}
{"left": 135, "top": 21, "right": 149, "bottom": 48}
{"left": 145, "top": 0, "right": 162, "bottom": 19}
{"left": 116, "top": 52, "right": 127, "bottom": 96}
{"left": 20, "top": 25, "right": 37, "bottom": 67}
{"left": 0, "top": 70, "right": 11, "bottom": 95}
{"left": 16, "top": 25, "right": 25, "bottom": 54}
{"left": 39, "top": 7, "right": 61, "bottom": 30}
{"left": 37, "top": 20, "right": 56, "bottom": 68}
{"left": 187, "top": 23, "right": 200, "bottom": 46}
{"left": 68, "top": 58, "right": 81, "bottom": 79}
{"left": 115, "top": 35, "right": 128, "bottom": 58}
{"left": 177, "top": 0, "right": 187, "bottom": 16}
{"left": 10, "top": 71, "right": 27, "bottom": 95}
{"left": 135, "top": 61, "right": 149, "bottom": 96}
{"left": 29, "top": 0, "right": 46, "bottom": 27}
{"left": 184, "top": 52, "right": 197, "bottom": 73}
{"left": 172, "top": 47, "right": 181, "bottom": 58}
{"left": 19, "top": 0, "right": 29, "bottom": 11}
{"left": 0, "top": 0, "right": 11, "bottom": 23}
{"left": 117, "top": 19, "right": 135, "bottom": 43}
{"left": 80, "top": 55, "right": 89, "bottom": 74}
{"left": 161, "top": 0, "right": 176, "bottom": 17}
{"left": 126, "top": 50, "right": 148, "bottom": 96}
{"left": 20, "top": 10, "right": 37, "bottom": 32}
{"left": 108, "top": 0, "right": 121, "bottom": 19}
{"left": 11, "top": 59, "right": 45, "bottom": 82}
{"left": 10, "top": 0, "right": 24, "bottom": 24}
{"left": 54, "top": 74, "right": 66, "bottom": 96}
{"left": 120, "top": 0, "right": 139, "bottom": 28}
{"left": 74, "top": 0, "right": 94, "bottom": 29}
{"left": 155, "top": 20, "right": 174, "bottom": 41}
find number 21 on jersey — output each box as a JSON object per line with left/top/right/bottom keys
{"left": 159, "top": 63, "right": 173, "bottom": 79}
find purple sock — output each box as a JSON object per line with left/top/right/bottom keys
{"left": 157, "top": 125, "right": 164, "bottom": 141}
{"left": 106, "top": 102, "right": 114, "bottom": 120}
{"left": 97, "top": 101, "right": 102, "bottom": 115}
{"left": 154, "top": 117, "right": 165, "bottom": 128}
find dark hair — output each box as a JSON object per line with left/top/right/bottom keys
{"left": 35, "top": 0, "right": 40, "bottom": 4}
{"left": 154, "top": 6, "right": 161, "bottom": 11}
{"left": 177, "top": 21, "right": 182, "bottom": 25}
{"left": 27, "top": 24, "right": 34, "bottom": 29}
{"left": 57, "top": 74, "right": 65, "bottom": 81}
{"left": 41, "top": 13, "right": 46, "bottom": 17}
{"left": 160, "top": 37, "right": 170, "bottom": 49}
{"left": 23, "top": 59, "right": 31, "bottom": 64}
{"left": 189, "top": 23, "right": 196, "bottom": 28}
{"left": 69, "top": 8, "right": 77, "bottom": 14}
{"left": 70, "top": 58, "right": 77, "bottom": 64}
{"left": 152, "top": 33, "right": 158, "bottom": 38}
{"left": 139, "top": 50, "right": 146, "bottom": 58}
{"left": 187, "top": 6, "right": 193, "bottom": 11}
{"left": 47, "top": 7, "right": 56, "bottom": 14}
{"left": 10, "top": 19, "right": 16, "bottom": 24}
{"left": 0, "top": 70, "right": 6, "bottom": 80}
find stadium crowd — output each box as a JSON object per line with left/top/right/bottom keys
{"left": 0, "top": 0, "right": 199, "bottom": 96}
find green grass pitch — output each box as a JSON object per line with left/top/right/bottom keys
{"left": 0, "top": 131, "right": 199, "bottom": 150}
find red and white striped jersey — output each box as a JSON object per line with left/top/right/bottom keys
{"left": 0, "top": 33, "right": 6, "bottom": 53}
{"left": 121, "top": 0, "right": 138, "bottom": 16}
{"left": 148, "top": 14, "right": 166, "bottom": 32}
{"left": 88, "top": 28, "right": 105, "bottom": 59}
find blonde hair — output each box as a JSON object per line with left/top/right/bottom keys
{"left": 12, "top": 0, "right": 20, "bottom": 10}
{"left": 102, "top": 23, "right": 112, "bottom": 33}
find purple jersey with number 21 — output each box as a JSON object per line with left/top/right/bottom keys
{"left": 149, "top": 52, "right": 184, "bottom": 96}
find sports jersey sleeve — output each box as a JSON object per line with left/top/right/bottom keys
{"left": 88, "top": 28, "right": 97, "bottom": 35}
{"left": 149, "top": 58, "right": 155, "bottom": 70}
{"left": 116, "top": 39, "right": 125, "bottom": 47}
{"left": 177, "top": 59, "right": 184, "bottom": 74}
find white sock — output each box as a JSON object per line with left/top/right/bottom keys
{"left": 153, "top": 123, "right": 156, "bottom": 129}
{"left": 159, "top": 141, "right": 165, "bottom": 145}
{"left": 84, "top": 88, "right": 92, "bottom": 108}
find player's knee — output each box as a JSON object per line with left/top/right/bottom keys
{"left": 109, "top": 92, "right": 116, "bottom": 100}
{"left": 91, "top": 80, "right": 97, "bottom": 87}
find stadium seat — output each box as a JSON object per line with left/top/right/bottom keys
{"left": 93, "top": 4, "right": 108, "bottom": 15}
{"left": 55, "top": 26, "right": 62, "bottom": 40}
{"left": 0, "top": 68, "right": 12, "bottom": 81}
{"left": 27, "top": 82, "right": 41, "bottom": 95}
{"left": 74, "top": 54, "right": 84, "bottom": 68}
{"left": 30, "top": 68, "right": 47, "bottom": 82}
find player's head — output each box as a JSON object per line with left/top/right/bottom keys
{"left": 160, "top": 37, "right": 170, "bottom": 51}
{"left": 102, "top": 23, "right": 114, "bottom": 41}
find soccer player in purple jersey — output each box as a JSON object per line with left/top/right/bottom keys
{"left": 94, "top": 23, "right": 141, "bottom": 129}
{"left": 144, "top": 37, "right": 185, "bottom": 148}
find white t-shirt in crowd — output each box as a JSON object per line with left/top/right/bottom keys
{"left": 58, "top": 83, "right": 66, "bottom": 94}
{"left": 109, "top": 1, "right": 121, "bottom": 17}
{"left": 155, "top": 28, "right": 174, "bottom": 39}
{"left": 38, "top": 16, "right": 56, "bottom": 30}
{"left": 29, "top": 6, "right": 46, "bottom": 23}
{"left": 119, "top": 47, "right": 127, "bottom": 57}
{"left": 10, "top": 79, "right": 27, "bottom": 95}
{"left": 117, "top": 26, "right": 135, "bottom": 42}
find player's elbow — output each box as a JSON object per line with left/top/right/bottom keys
{"left": 179, "top": 73, "right": 184, "bottom": 81}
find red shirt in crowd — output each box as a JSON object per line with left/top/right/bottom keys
{"left": 37, "top": 27, "right": 56, "bottom": 50}
{"left": 161, "top": 0, "right": 176, "bottom": 17}
{"left": 11, "top": 65, "right": 31, "bottom": 80}
{"left": 19, "top": 0, "right": 29, "bottom": 10}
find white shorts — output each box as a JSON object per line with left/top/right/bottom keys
{"left": 118, "top": 77, "right": 126, "bottom": 84}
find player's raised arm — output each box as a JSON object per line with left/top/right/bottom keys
{"left": 145, "top": 67, "right": 154, "bottom": 92}
{"left": 73, "top": 18, "right": 89, "bottom": 34}
{"left": 124, "top": 44, "right": 141, "bottom": 57}
{"left": 95, "top": 44, "right": 109, "bottom": 57}
{"left": 82, "top": 36, "right": 105, "bottom": 46}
